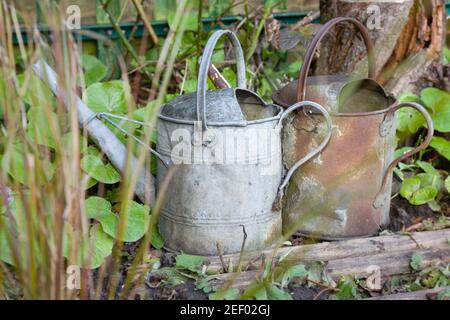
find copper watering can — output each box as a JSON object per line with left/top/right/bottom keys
{"left": 273, "top": 17, "right": 434, "bottom": 239}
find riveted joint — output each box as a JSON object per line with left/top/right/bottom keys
{"left": 373, "top": 193, "right": 388, "bottom": 209}
{"left": 379, "top": 118, "right": 393, "bottom": 137}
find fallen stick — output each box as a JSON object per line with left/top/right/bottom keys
{"left": 205, "top": 230, "right": 450, "bottom": 273}
{"left": 366, "top": 286, "right": 450, "bottom": 300}
{"left": 209, "top": 247, "right": 450, "bottom": 291}
{"left": 32, "top": 60, "right": 155, "bottom": 204}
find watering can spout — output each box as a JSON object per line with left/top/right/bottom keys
{"left": 32, "top": 59, "right": 156, "bottom": 205}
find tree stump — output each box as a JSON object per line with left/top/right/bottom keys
{"left": 316, "top": 0, "right": 446, "bottom": 95}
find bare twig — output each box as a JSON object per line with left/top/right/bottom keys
{"left": 237, "top": 225, "right": 248, "bottom": 272}
{"left": 131, "top": 0, "right": 158, "bottom": 46}
{"left": 216, "top": 242, "right": 229, "bottom": 273}
{"left": 291, "top": 11, "right": 320, "bottom": 31}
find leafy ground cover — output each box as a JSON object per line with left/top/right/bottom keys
{"left": 0, "top": 1, "right": 449, "bottom": 300}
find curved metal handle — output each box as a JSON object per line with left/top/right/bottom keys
{"left": 373, "top": 102, "right": 434, "bottom": 208}
{"left": 296, "top": 17, "right": 376, "bottom": 102}
{"left": 273, "top": 101, "right": 332, "bottom": 211}
{"left": 197, "top": 30, "right": 246, "bottom": 131}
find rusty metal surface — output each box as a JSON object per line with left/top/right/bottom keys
{"left": 281, "top": 111, "right": 393, "bottom": 239}
{"left": 273, "top": 17, "right": 434, "bottom": 239}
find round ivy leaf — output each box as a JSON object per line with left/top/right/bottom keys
{"left": 85, "top": 197, "right": 150, "bottom": 243}
{"left": 400, "top": 176, "right": 421, "bottom": 200}
{"left": 83, "top": 80, "right": 128, "bottom": 114}
{"left": 421, "top": 88, "right": 450, "bottom": 133}
{"left": 63, "top": 222, "right": 114, "bottom": 269}
{"left": 430, "top": 137, "right": 450, "bottom": 162}
{"left": 110, "top": 201, "right": 150, "bottom": 242}
{"left": 395, "top": 107, "right": 425, "bottom": 134}
{"left": 80, "top": 55, "right": 107, "bottom": 87}
{"left": 85, "top": 196, "right": 112, "bottom": 220}
{"left": 81, "top": 147, "right": 121, "bottom": 184}
{"left": 410, "top": 186, "right": 439, "bottom": 205}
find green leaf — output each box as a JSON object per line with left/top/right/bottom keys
{"left": 196, "top": 277, "right": 213, "bottom": 293}
{"left": 80, "top": 54, "right": 107, "bottom": 86}
{"left": 410, "top": 186, "right": 438, "bottom": 205}
{"left": 252, "top": 286, "right": 268, "bottom": 300}
{"left": 427, "top": 200, "right": 441, "bottom": 212}
{"left": 115, "top": 201, "right": 150, "bottom": 242}
{"left": 444, "top": 48, "right": 450, "bottom": 65}
{"left": 1, "top": 143, "right": 54, "bottom": 185}
{"left": 0, "top": 219, "right": 14, "bottom": 265}
{"left": 281, "top": 264, "right": 308, "bottom": 287}
{"left": 266, "top": 284, "right": 293, "bottom": 300}
{"left": 394, "top": 147, "right": 414, "bottom": 159}
{"left": 175, "top": 253, "right": 204, "bottom": 272}
{"left": 398, "top": 92, "right": 422, "bottom": 104}
{"left": 421, "top": 88, "right": 450, "bottom": 132}
{"left": 430, "top": 136, "right": 450, "bottom": 161}
{"left": 415, "top": 160, "right": 440, "bottom": 177}
{"left": 150, "top": 223, "right": 165, "bottom": 249}
{"left": 85, "top": 197, "right": 150, "bottom": 243}
{"left": 81, "top": 147, "right": 121, "bottom": 184}
{"left": 83, "top": 80, "right": 128, "bottom": 114}
{"left": 63, "top": 223, "right": 114, "bottom": 269}
{"left": 395, "top": 106, "right": 425, "bottom": 134}
{"left": 209, "top": 288, "right": 240, "bottom": 300}
{"left": 85, "top": 196, "right": 112, "bottom": 220}
{"left": 154, "top": 267, "right": 188, "bottom": 286}
{"left": 105, "top": 202, "right": 149, "bottom": 242}
{"left": 420, "top": 88, "right": 449, "bottom": 112}
{"left": 182, "top": 79, "right": 197, "bottom": 94}
{"left": 0, "top": 194, "right": 45, "bottom": 266}
{"left": 287, "top": 61, "right": 302, "bottom": 77}
{"left": 400, "top": 176, "right": 421, "bottom": 201}
{"left": 400, "top": 173, "right": 441, "bottom": 205}
{"left": 445, "top": 176, "right": 450, "bottom": 194}
{"left": 26, "top": 107, "right": 58, "bottom": 148}
{"left": 17, "top": 73, "right": 54, "bottom": 108}
{"left": 335, "top": 277, "right": 361, "bottom": 300}
{"left": 410, "top": 253, "right": 422, "bottom": 271}
{"left": 89, "top": 224, "right": 114, "bottom": 267}
{"left": 167, "top": 11, "right": 197, "bottom": 31}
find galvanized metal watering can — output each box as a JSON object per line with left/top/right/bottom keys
{"left": 273, "top": 17, "right": 434, "bottom": 239}
{"left": 156, "top": 30, "right": 332, "bottom": 255}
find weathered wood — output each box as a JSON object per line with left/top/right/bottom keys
{"left": 326, "top": 247, "right": 450, "bottom": 278}
{"left": 317, "top": 0, "right": 446, "bottom": 95}
{"left": 205, "top": 230, "right": 450, "bottom": 273}
{"left": 210, "top": 247, "right": 450, "bottom": 291}
{"left": 366, "top": 286, "right": 450, "bottom": 300}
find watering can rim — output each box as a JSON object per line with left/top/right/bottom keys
{"left": 272, "top": 77, "right": 399, "bottom": 117}
{"left": 159, "top": 87, "right": 284, "bottom": 127}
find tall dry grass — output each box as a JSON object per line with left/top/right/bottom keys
{"left": 0, "top": 0, "right": 191, "bottom": 299}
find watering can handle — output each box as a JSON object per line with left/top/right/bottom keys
{"left": 373, "top": 102, "right": 434, "bottom": 209}
{"left": 296, "top": 17, "right": 376, "bottom": 102}
{"left": 197, "top": 30, "right": 247, "bottom": 131}
{"left": 273, "top": 101, "right": 332, "bottom": 211}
